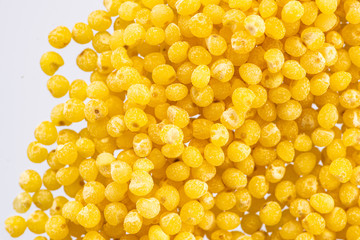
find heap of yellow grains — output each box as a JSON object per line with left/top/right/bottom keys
{"left": 4, "top": 0, "right": 360, "bottom": 239}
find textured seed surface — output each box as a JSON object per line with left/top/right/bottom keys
{"left": 4, "top": 0, "right": 360, "bottom": 239}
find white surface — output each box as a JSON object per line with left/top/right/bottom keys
{"left": 0, "top": 0, "right": 102, "bottom": 238}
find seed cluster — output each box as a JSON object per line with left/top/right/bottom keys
{"left": 4, "top": 0, "right": 360, "bottom": 239}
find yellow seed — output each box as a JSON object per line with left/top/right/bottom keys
{"left": 6, "top": 1, "right": 360, "bottom": 240}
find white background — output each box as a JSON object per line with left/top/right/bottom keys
{"left": 0, "top": 0, "right": 103, "bottom": 238}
